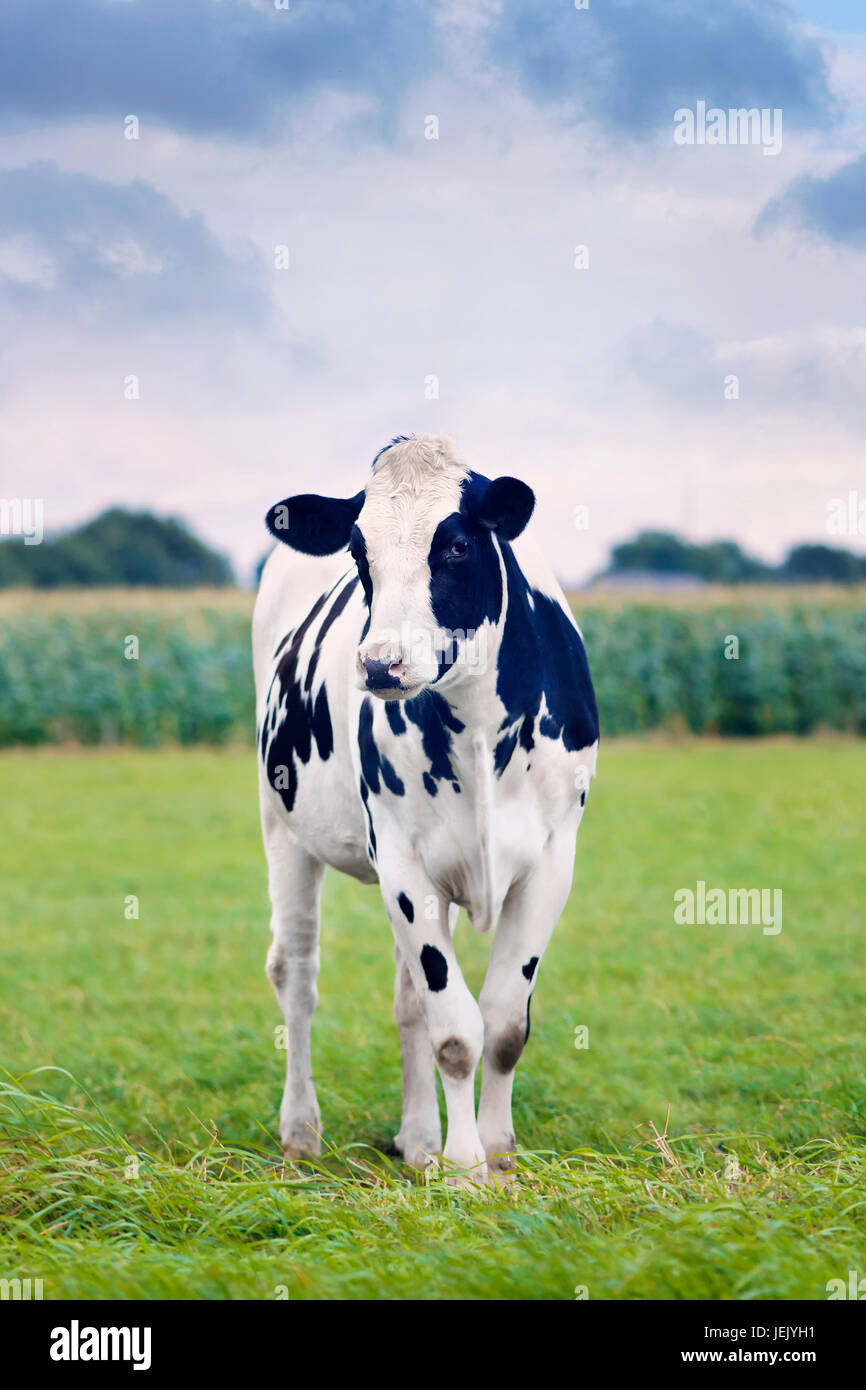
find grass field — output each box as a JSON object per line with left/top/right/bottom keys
{"left": 1, "top": 741, "right": 864, "bottom": 1300}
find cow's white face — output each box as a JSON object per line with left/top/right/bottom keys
{"left": 351, "top": 460, "right": 469, "bottom": 699}
{"left": 266, "top": 434, "right": 535, "bottom": 701}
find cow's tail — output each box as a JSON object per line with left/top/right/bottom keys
{"left": 470, "top": 730, "right": 496, "bottom": 933}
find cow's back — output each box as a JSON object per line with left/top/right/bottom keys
{"left": 254, "top": 544, "right": 374, "bottom": 881}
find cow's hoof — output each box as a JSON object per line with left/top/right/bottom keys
{"left": 392, "top": 1133, "right": 441, "bottom": 1171}
{"left": 479, "top": 1132, "right": 516, "bottom": 1184}
{"left": 281, "top": 1140, "right": 322, "bottom": 1161}
{"left": 444, "top": 1168, "right": 489, "bottom": 1191}
{"left": 486, "top": 1162, "right": 517, "bottom": 1187}
{"left": 280, "top": 1122, "right": 322, "bottom": 1159}
{"left": 439, "top": 1154, "right": 489, "bottom": 1190}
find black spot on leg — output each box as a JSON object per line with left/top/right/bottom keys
{"left": 435, "top": 1037, "right": 473, "bottom": 1080}
{"left": 493, "top": 1023, "right": 526, "bottom": 1073}
{"left": 580, "top": 790, "right": 586, "bottom": 807}
{"left": 522, "top": 956, "right": 539, "bottom": 982}
{"left": 397, "top": 892, "right": 414, "bottom": 923}
{"left": 267, "top": 951, "right": 288, "bottom": 991}
{"left": 420, "top": 944, "right": 448, "bottom": 992}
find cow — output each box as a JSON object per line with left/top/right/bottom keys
{"left": 253, "top": 433, "right": 598, "bottom": 1183}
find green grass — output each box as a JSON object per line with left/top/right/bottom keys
{"left": 1, "top": 741, "right": 865, "bottom": 1300}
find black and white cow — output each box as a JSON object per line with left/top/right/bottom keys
{"left": 254, "top": 434, "right": 598, "bottom": 1182}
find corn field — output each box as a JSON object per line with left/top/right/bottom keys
{"left": 0, "top": 591, "right": 863, "bottom": 746}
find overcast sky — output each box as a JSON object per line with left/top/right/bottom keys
{"left": 1, "top": 0, "right": 864, "bottom": 584}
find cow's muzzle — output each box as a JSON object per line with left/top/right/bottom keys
{"left": 360, "top": 654, "right": 406, "bottom": 693}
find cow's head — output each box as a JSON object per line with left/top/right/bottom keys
{"left": 266, "top": 434, "right": 534, "bottom": 700}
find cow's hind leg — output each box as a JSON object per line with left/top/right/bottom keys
{"left": 263, "top": 808, "right": 326, "bottom": 1157}
{"left": 392, "top": 943, "right": 442, "bottom": 1170}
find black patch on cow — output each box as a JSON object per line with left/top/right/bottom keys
{"left": 304, "top": 575, "right": 358, "bottom": 693}
{"left": 359, "top": 779, "right": 377, "bottom": 863}
{"left": 403, "top": 690, "right": 464, "bottom": 794}
{"left": 349, "top": 525, "right": 372, "bottom": 610}
{"left": 493, "top": 728, "right": 517, "bottom": 776}
{"left": 358, "top": 698, "right": 405, "bottom": 796}
{"left": 386, "top": 701, "right": 407, "bottom": 736}
{"left": 262, "top": 589, "right": 336, "bottom": 812}
{"left": 435, "top": 1036, "right": 473, "bottom": 1080}
{"left": 522, "top": 956, "right": 539, "bottom": 982}
{"left": 493, "top": 1023, "right": 526, "bottom": 1073}
{"left": 427, "top": 508, "right": 503, "bottom": 680}
{"left": 397, "top": 892, "right": 414, "bottom": 923}
{"left": 492, "top": 540, "right": 599, "bottom": 776}
{"left": 420, "top": 944, "right": 448, "bottom": 992}
{"left": 580, "top": 790, "right": 586, "bottom": 807}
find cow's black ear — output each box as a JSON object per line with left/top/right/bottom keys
{"left": 266, "top": 491, "right": 364, "bottom": 555}
{"left": 476, "top": 476, "right": 535, "bottom": 541}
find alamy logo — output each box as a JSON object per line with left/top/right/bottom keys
{"left": 674, "top": 101, "right": 782, "bottom": 156}
{"left": 0, "top": 497, "right": 43, "bottom": 545}
{"left": 674, "top": 880, "right": 782, "bottom": 935}
{"left": 49, "top": 1321, "right": 152, "bottom": 1371}
{"left": 827, "top": 1270, "right": 866, "bottom": 1299}
{"left": 0, "top": 1276, "right": 43, "bottom": 1299}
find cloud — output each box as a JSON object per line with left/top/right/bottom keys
{"left": 0, "top": 0, "right": 438, "bottom": 139}
{"left": 619, "top": 317, "right": 866, "bottom": 429}
{"left": 726, "top": 326, "right": 866, "bottom": 426}
{"left": 0, "top": 3, "right": 861, "bottom": 582}
{"left": 0, "top": 162, "right": 270, "bottom": 328}
{"left": 0, "top": 1, "right": 838, "bottom": 147}
{"left": 755, "top": 152, "right": 866, "bottom": 246}
{"left": 487, "top": 0, "right": 836, "bottom": 134}
{"left": 619, "top": 320, "right": 722, "bottom": 406}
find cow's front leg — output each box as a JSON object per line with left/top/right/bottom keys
{"left": 478, "top": 831, "right": 577, "bottom": 1178}
{"left": 381, "top": 869, "right": 485, "bottom": 1182}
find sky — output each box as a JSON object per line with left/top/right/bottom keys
{"left": 1, "top": 0, "right": 864, "bottom": 585}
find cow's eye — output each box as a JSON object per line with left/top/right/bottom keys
{"left": 448, "top": 539, "right": 468, "bottom": 560}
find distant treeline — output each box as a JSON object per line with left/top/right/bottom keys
{"left": 1, "top": 507, "right": 864, "bottom": 589}
{"left": 0, "top": 509, "right": 233, "bottom": 588}
{"left": 605, "top": 531, "right": 866, "bottom": 585}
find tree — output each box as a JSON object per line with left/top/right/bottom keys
{"left": 780, "top": 544, "right": 866, "bottom": 585}
{"left": 0, "top": 508, "right": 234, "bottom": 587}
{"left": 604, "top": 531, "right": 864, "bottom": 585}
{"left": 607, "top": 531, "right": 768, "bottom": 582}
